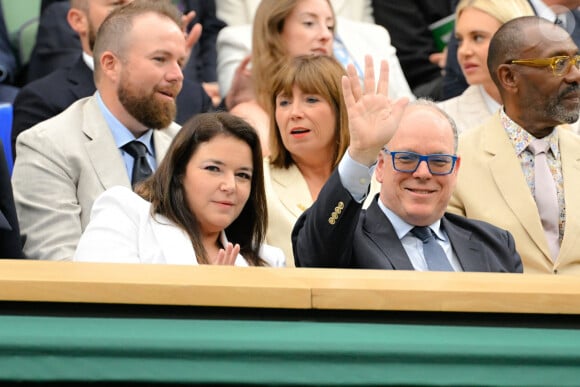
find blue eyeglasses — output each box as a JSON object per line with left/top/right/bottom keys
{"left": 383, "top": 149, "right": 458, "bottom": 175}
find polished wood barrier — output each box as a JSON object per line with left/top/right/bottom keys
{"left": 0, "top": 259, "right": 578, "bottom": 314}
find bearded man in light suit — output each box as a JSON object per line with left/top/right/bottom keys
{"left": 448, "top": 16, "right": 580, "bottom": 274}
{"left": 12, "top": 0, "right": 187, "bottom": 261}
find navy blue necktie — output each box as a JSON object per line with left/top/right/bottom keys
{"left": 411, "top": 226, "right": 453, "bottom": 271}
{"left": 122, "top": 141, "right": 152, "bottom": 187}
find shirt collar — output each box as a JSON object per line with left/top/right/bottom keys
{"left": 528, "top": 0, "right": 557, "bottom": 22}
{"left": 499, "top": 108, "right": 559, "bottom": 158}
{"left": 376, "top": 198, "right": 446, "bottom": 241}
{"left": 83, "top": 52, "right": 95, "bottom": 72}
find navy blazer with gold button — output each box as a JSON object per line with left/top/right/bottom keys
{"left": 292, "top": 169, "right": 522, "bottom": 272}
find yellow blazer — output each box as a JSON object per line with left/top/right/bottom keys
{"left": 264, "top": 159, "right": 379, "bottom": 267}
{"left": 448, "top": 112, "right": 580, "bottom": 274}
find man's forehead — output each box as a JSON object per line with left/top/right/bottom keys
{"left": 519, "top": 23, "right": 577, "bottom": 56}
{"left": 399, "top": 105, "right": 450, "bottom": 127}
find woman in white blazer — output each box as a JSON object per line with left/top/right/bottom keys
{"left": 437, "top": 0, "right": 534, "bottom": 133}
{"left": 74, "top": 112, "right": 285, "bottom": 267}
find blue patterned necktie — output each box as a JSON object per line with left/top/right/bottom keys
{"left": 411, "top": 226, "right": 453, "bottom": 272}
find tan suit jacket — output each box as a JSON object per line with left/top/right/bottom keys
{"left": 264, "top": 159, "right": 379, "bottom": 267}
{"left": 448, "top": 112, "right": 580, "bottom": 274}
{"left": 12, "top": 95, "right": 179, "bottom": 261}
{"left": 437, "top": 85, "right": 498, "bottom": 134}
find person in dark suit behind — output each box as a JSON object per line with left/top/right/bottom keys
{"left": 26, "top": 1, "right": 80, "bottom": 83}
{"left": 0, "top": 141, "right": 24, "bottom": 258}
{"left": 180, "top": 0, "right": 226, "bottom": 106}
{"left": 12, "top": 0, "right": 212, "bottom": 157}
{"left": 292, "top": 56, "right": 522, "bottom": 273}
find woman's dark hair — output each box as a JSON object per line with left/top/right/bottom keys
{"left": 137, "top": 112, "right": 267, "bottom": 266}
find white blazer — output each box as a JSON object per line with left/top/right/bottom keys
{"left": 436, "top": 85, "right": 499, "bottom": 134}
{"left": 73, "top": 186, "right": 285, "bottom": 267}
{"left": 216, "top": 17, "right": 415, "bottom": 101}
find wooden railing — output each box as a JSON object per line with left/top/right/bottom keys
{"left": 0, "top": 259, "right": 578, "bottom": 314}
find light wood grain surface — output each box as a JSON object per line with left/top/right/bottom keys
{"left": 0, "top": 260, "right": 578, "bottom": 314}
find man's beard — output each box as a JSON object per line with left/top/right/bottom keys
{"left": 547, "top": 84, "right": 580, "bottom": 124}
{"left": 117, "top": 77, "right": 178, "bottom": 129}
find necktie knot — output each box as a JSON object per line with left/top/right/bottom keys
{"left": 411, "top": 226, "right": 434, "bottom": 243}
{"left": 122, "top": 141, "right": 148, "bottom": 158}
{"left": 528, "top": 138, "right": 550, "bottom": 156}
{"left": 122, "top": 141, "right": 153, "bottom": 187}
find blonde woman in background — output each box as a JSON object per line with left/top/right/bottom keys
{"left": 437, "top": 0, "right": 534, "bottom": 133}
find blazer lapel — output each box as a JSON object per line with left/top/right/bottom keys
{"left": 67, "top": 56, "right": 96, "bottom": 100}
{"left": 464, "top": 86, "right": 498, "bottom": 123}
{"left": 483, "top": 116, "right": 549, "bottom": 258}
{"left": 557, "top": 129, "right": 580, "bottom": 264}
{"left": 150, "top": 214, "right": 197, "bottom": 265}
{"left": 442, "top": 216, "right": 490, "bottom": 272}
{"left": 269, "top": 164, "right": 313, "bottom": 218}
{"left": 152, "top": 128, "right": 175, "bottom": 164}
{"left": 0, "top": 210, "right": 11, "bottom": 231}
{"left": 82, "top": 96, "right": 131, "bottom": 189}
{"left": 362, "top": 198, "right": 414, "bottom": 270}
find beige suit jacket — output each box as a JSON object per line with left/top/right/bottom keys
{"left": 12, "top": 95, "right": 179, "bottom": 261}
{"left": 447, "top": 112, "right": 580, "bottom": 274}
{"left": 264, "top": 159, "right": 379, "bottom": 267}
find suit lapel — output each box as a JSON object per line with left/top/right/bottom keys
{"left": 152, "top": 129, "right": 174, "bottom": 164}
{"left": 67, "top": 56, "right": 96, "bottom": 100}
{"left": 269, "top": 164, "right": 313, "bottom": 218}
{"left": 362, "top": 199, "right": 414, "bottom": 270}
{"left": 483, "top": 116, "right": 550, "bottom": 258}
{"left": 557, "top": 129, "right": 580, "bottom": 264}
{"left": 463, "top": 86, "right": 498, "bottom": 123}
{"left": 82, "top": 96, "right": 131, "bottom": 189}
{"left": 150, "top": 214, "right": 197, "bottom": 265}
{"left": 442, "top": 216, "right": 489, "bottom": 272}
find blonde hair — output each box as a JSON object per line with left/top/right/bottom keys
{"left": 268, "top": 55, "right": 349, "bottom": 170}
{"left": 455, "top": 0, "right": 534, "bottom": 23}
{"left": 251, "top": 0, "right": 335, "bottom": 110}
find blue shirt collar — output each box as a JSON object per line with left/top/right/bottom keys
{"left": 376, "top": 198, "right": 445, "bottom": 241}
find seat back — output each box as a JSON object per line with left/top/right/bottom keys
{"left": 0, "top": 103, "right": 14, "bottom": 175}
{"left": 0, "top": 0, "right": 41, "bottom": 67}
